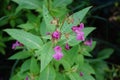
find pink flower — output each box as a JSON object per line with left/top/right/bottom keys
{"left": 71, "top": 23, "right": 85, "bottom": 41}
{"left": 12, "top": 41, "right": 23, "bottom": 49}
{"left": 76, "top": 32, "right": 85, "bottom": 41}
{"left": 53, "top": 46, "right": 63, "bottom": 60}
{"left": 65, "top": 43, "right": 70, "bottom": 50}
{"left": 25, "top": 76, "right": 29, "bottom": 80}
{"left": 80, "top": 72, "right": 84, "bottom": 76}
{"left": 54, "top": 46, "right": 62, "bottom": 52}
{"left": 72, "top": 23, "right": 84, "bottom": 33}
{"left": 52, "top": 30, "right": 61, "bottom": 40}
{"left": 84, "top": 39, "right": 92, "bottom": 46}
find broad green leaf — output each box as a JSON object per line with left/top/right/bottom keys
{"left": 4, "top": 29, "right": 43, "bottom": 49}
{"left": 56, "top": 73, "right": 69, "bottom": 80}
{"left": 21, "top": 59, "right": 31, "bottom": 72}
{"left": 68, "top": 72, "right": 83, "bottom": 80}
{"left": 40, "top": 42, "right": 54, "bottom": 72}
{"left": 82, "top": 75, "right": 95, "bottom": 80}
{"left": 75, "top": 54, "right": 84, "bottom": 66}
{"left": 97, "top": 48, "right": 114, "bottom": 59}
{"left": 40, "top": 65, "right": 56, "bottom": 80}
{"left": 61, "top": 6, "right": 92, "bottom": 33}
{"left": 53, "top": 0, "right": 72, "bottom": 7}
{"left": 91, "top": 61, "right": 108, "bottom": 80}
{"left": 9, "top": 51, "right": 31, "bottom": 60}
{"left": 12, "top": 0, "right": 42, "bottom": 9}
{"left": 79, "top": 63, "right": 95, "bottom": 75}
{"left": 18, "top": 22, "right": 34, "bottom": 30}
{"left": 59, "top": 59, "right": 71, "bottom": 70}
{"left": 0, "top": 16, "right": 9, "bottom": 27}
{"left": 10, "top": 74, "right": 22, "bottom": 80}
{"left": 82, "top": 50, "right": 92, "bottom": 57}
{"left": 30, "top": 57, "right": 39, "bottom": 74}
{"left": 43, "top": 5, "right": 56, "bottom": 32}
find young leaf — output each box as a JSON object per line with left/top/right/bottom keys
{"left": 9, "top": 51, "right": 31, "bottom": 60}
{"left": 43, "top": 5, "right": 56, "bottom": 32}
{"left": 40, "top": 65, "right": 56, "bottom": 80}
{"left": 12, "top": 0, "right": 42, "bottom": 9}
{"left": 83, "top": 27, "right": 96, "bottom": 38}
{"left": 68, "top": 72, "right": 83, "bottom": 80}
{"left": 52, "top": 0, "right": 72, "bottom": 7}
{"left": 40, "top": 42, "right": 54, "bottom": 72}
{"left": 30, "top": 57, "right": 39, "bottom": 74}
{"left": 20, "top": 59, "right": 31, "bottom": 73}
{"left": 4, "top": 29, "right": 43, "bottom": 49}
{"left": 97, "top": 48, "right": 114, "bottom": 59}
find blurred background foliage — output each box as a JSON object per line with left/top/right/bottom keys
{"left": 0, "top": 0, "right": 120, "bottom": 80}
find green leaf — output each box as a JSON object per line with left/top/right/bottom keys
{"left": 56, "top": 73, "right": 69, "bottom": 80}
{"left": 30, "top": 57, "right": 39, "bottom": 74}
{"left": 21, "top": 59, "right": 31, "bottom": 72}
{"left": 40, "top": 65, "right": 56, "bottom": 80}
{"left": 12, "top": 0, "right": 42, "bottom": 9}
{"left": 83, "top": 27, "right": 96, "bottom": 38}
{"left": 18, "top": 22, "right": 34, "bottom": 30}
{"left": 43, "top": 5, "right": 56, "bottom": 32}
{"left": 68, "top": 72, "right": 83, "bottom": 80}
{"left": 91, "top": 61, "right": 108, "bottom": 80}
{"left": 61, "top": 6, "right": 92, "bottom": 33}
{"left": 79, "top": 63, "right": 95, "bottom": 75}
{"left": 53, "top": 0, "right": 72, "bottom": 7}
{"left": 4, "top": 29, "right": 43, "bottom": 49}
{"left": 9, "top": 51, "right": 31, "bottom": 60}
{"left": 97, "top": 48, "right": 114, "bottom": 59}
{"left": 40, "top": 42, "right": 54, "bottom": 72}
{"left": 59, "top": 59, "right": 71, "bottom": 70}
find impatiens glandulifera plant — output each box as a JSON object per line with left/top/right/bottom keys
{"left": 3, "top": 0, "right": 114, "bottom": 80}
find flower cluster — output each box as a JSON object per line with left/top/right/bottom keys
{"left": 71, "top": 23, "right": 85, "bottom": 41}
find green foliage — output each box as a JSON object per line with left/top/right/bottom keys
{"left": 9, "top": 51, "right": 32, "bottom": 60}
{"left": 1, "top": 0, "right": 114, "bottom": 80}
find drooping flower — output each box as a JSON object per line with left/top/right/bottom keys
{"left": 71, "top": 23, "right": 85, "bottom": 41}
{"left": 84, "top": 39, "right": 92, "bottom": 46}
{"left": 53, "top": 46, "right": 63, "bottom": 60}
{"left": 80, "top": 72, "right": 84, "bottom": 76}
{"left": 12, "top": 41, "right": 23, "bottom": 49}
{"left": 52, "top": 30, "right": 61, "bottom": 40}
{"left": 65, "top": 43, "right": 70, "bottom": 50}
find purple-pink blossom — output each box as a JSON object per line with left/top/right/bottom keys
{"left": 76, "top": 31, "right": 85, "bottom": 41}
{"left": 71, "top": 23, "right": 85, "bottom": 41}
{"left": 52, "top": 30, "right": 61, "bottom": 40}
{"left": 84, "top": 39, "right": 92, "bottom": 46}
{"left": 25, "top": 76, "right": 29, "bottom": 80}
{"left": 65, "top": 43, "right": 70, "bottom": 50}
{"left": 53, "top": 46, "right": 63, "bottom": 60}
{"left": 12, "top": 41, "right": 23, "bottom": 49}
{"left": 72, "top": 23, "right": 84, "bottom": 33}
{"left": 80, "top": 72, "right": 84, "bottom": 76}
